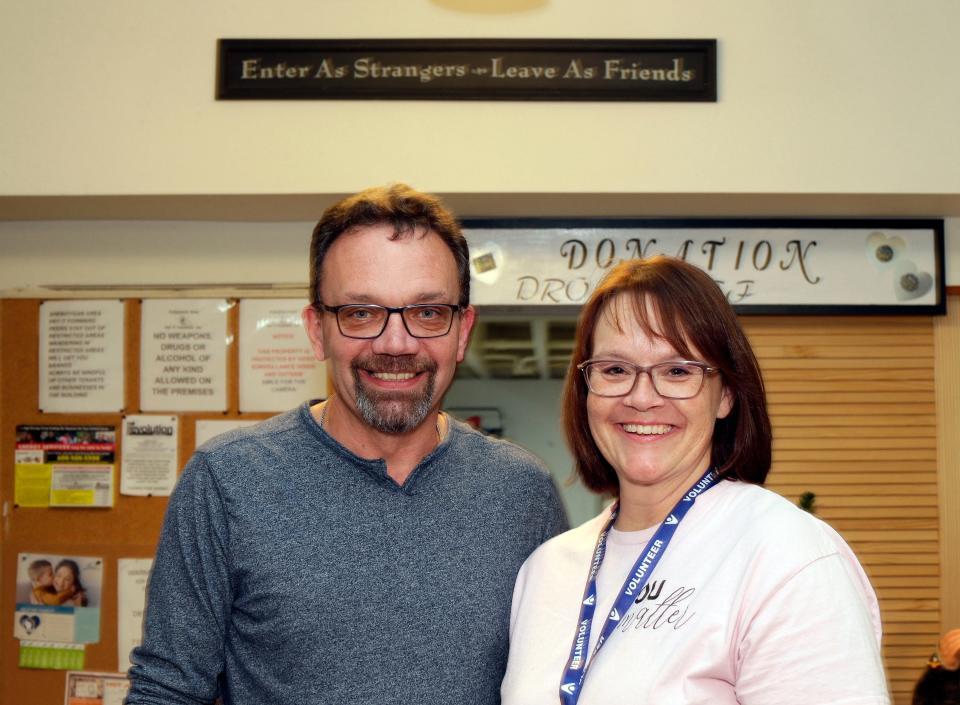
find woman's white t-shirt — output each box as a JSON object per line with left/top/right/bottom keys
{"left": 501, "top": 480, "right": 890, "bottom": 705}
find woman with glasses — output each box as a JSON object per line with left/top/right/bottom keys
{"left": 501, "top": 256, "right": 889, "bottom": 705}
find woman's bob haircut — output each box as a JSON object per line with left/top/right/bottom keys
{"left": 562, "top": 256, "right": 772, "bottom": 496}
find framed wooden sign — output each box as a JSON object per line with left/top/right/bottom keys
{"left": 217, "top": 39, "right": 717, "bottom": 101}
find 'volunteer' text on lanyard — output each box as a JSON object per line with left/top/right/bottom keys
{"left": 559, "top": 467, "right": 720, "bottom": 705}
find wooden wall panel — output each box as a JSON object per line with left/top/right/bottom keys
{"left": 934, "top": 295, "right": 960, "bottom": 633}
{"left": 744, "top": 316, "right": 938, "bottom": 705}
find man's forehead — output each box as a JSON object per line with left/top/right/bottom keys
{"left": 324, "top": 224, "right": 448, "bottom": 262}
{"left": 342, "top": 222, "right": 434, "bottom": 240}
{"left": 320, "top": 226, "right": 459, "bottom": 304}
{"left": 337, "top": 290, "right": 451, "bottom": 304}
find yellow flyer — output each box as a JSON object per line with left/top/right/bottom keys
{"left": 15, "top": 426, "right": 116, "bottom": 508}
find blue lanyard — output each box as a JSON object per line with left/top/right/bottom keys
{"left": 558, "top": 468, "right": 720, "bottom": 705}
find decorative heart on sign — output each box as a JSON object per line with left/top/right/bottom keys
{"left": 470, "top": 241, "right": 504, "bottom": 285}
{"left": 865, "top": 231, "right": 906, "bottom": 271}
{"left": 19, "top": 615, "right": 40, "bottom": 634}
{"left": 893, "top": 260, "right": 934, "bottom": 301}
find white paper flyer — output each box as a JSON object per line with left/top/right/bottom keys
{"left": 194, "top": 419, "right": 260, "bottom": 448}
{"left": 39, "top": 300, "right": 124, "bottom": 413}
{"left": 140, "top": 299, "right": 230, "bottom": 411}
{"left": 14, "top": 553, "right": 104, "bottom": 644}
{"left": 238, "top": 299, "right": 326, "bottom": 412}
{"left": 120, "top": 416, "right": 178, "bottom": 496}
{"left": 117, "top": 558, "right": 153, "bottom": 671}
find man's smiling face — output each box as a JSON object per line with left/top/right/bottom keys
{"left": 305, "top": 222, "right": 474, "bottom": 434}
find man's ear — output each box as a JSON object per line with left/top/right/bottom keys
{"left": 302, "top": 304, "right": 328, "bottom": 362}
{"left": 456, "top": 305, "right": 477, "bottom": 363}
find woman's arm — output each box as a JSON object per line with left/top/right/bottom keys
{"left": 734, "top": 552, "right": 889, "bottom": 705}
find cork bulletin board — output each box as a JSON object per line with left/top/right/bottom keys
{"left": 0, "top": 298, "right": 276, "bottom": 705}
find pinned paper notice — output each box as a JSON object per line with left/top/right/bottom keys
{"left": 239, "top": 299, "right": 326, "bottom": 412}
{"left": 121, "top": 416, "right": 178, "bottom": 496}
{"left": 117, "top": 558, "right": 153, "bottom": 671}
{"left": 140, "top": 299, "right": 230, "bottom": 411}
{"left": 15, "top": 425, "right": 115, "bottom": 508}
{"left": 39, "top": 300, "right": 124, "bottom": 413}
{"left": 14, "top": 553, "right": 104, "bottom": 644}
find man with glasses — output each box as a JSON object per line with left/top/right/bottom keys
{"left": 128, "top": 184, "right": 568, "bottom": 705}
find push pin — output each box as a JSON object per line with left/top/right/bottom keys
{"left": 472, "top": 253, "right": 497, "bottom": 274}
{"left": 900, "top": 273, "right": 919, "bottom": 292}
{"left": 875, "top": 245, "right": 894, "bottom": 262}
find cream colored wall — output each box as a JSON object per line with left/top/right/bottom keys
{"left": 0, "top": 221, "right": 312, "bottom": 292}
{"left": 3, "top": 0, "right": 960, "bottom": 198}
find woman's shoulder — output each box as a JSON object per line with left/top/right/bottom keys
{"left": 523, "top": 506, "right": 614, "bottom": 569}
{"left": 704, "top": 481, "right": 882, "bottom": 643}
{"left": 512, "top": 508, "right": 613, "bottom": 600}
{"left": 703, "top": 480, "right": 858, "bottom": 565}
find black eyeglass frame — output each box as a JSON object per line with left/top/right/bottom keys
{"left": 576, "top": 359, "right": 719, "bottom": 399}
{"left": 316, "top": 303, "right": 463, "bottom": 339}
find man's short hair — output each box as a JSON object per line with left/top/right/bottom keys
{"left": 309, "top": 184, "right": 470, "bottom": 308}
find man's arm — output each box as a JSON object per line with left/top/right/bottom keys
{"left": 542, "top": 478, "right": 569, "bottom": 541}
{"left": 533, "top": 465, "right": 569, "bottom": 543}
{"left": 126, "top": 453, "right": 232, "bottom": 705}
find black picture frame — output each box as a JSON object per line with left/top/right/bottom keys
{"left": 217, "top": 38, "right": 717, "bottom": 101}
{"left": 461, "top": 218, "right": 946, "bottom": 316}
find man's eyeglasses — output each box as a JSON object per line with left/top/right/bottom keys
{"left": 317, "top": 303, "right": 462, "bottom": 339}
{"left": 577, "top": 359, "right": 718, "bottom": 399}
